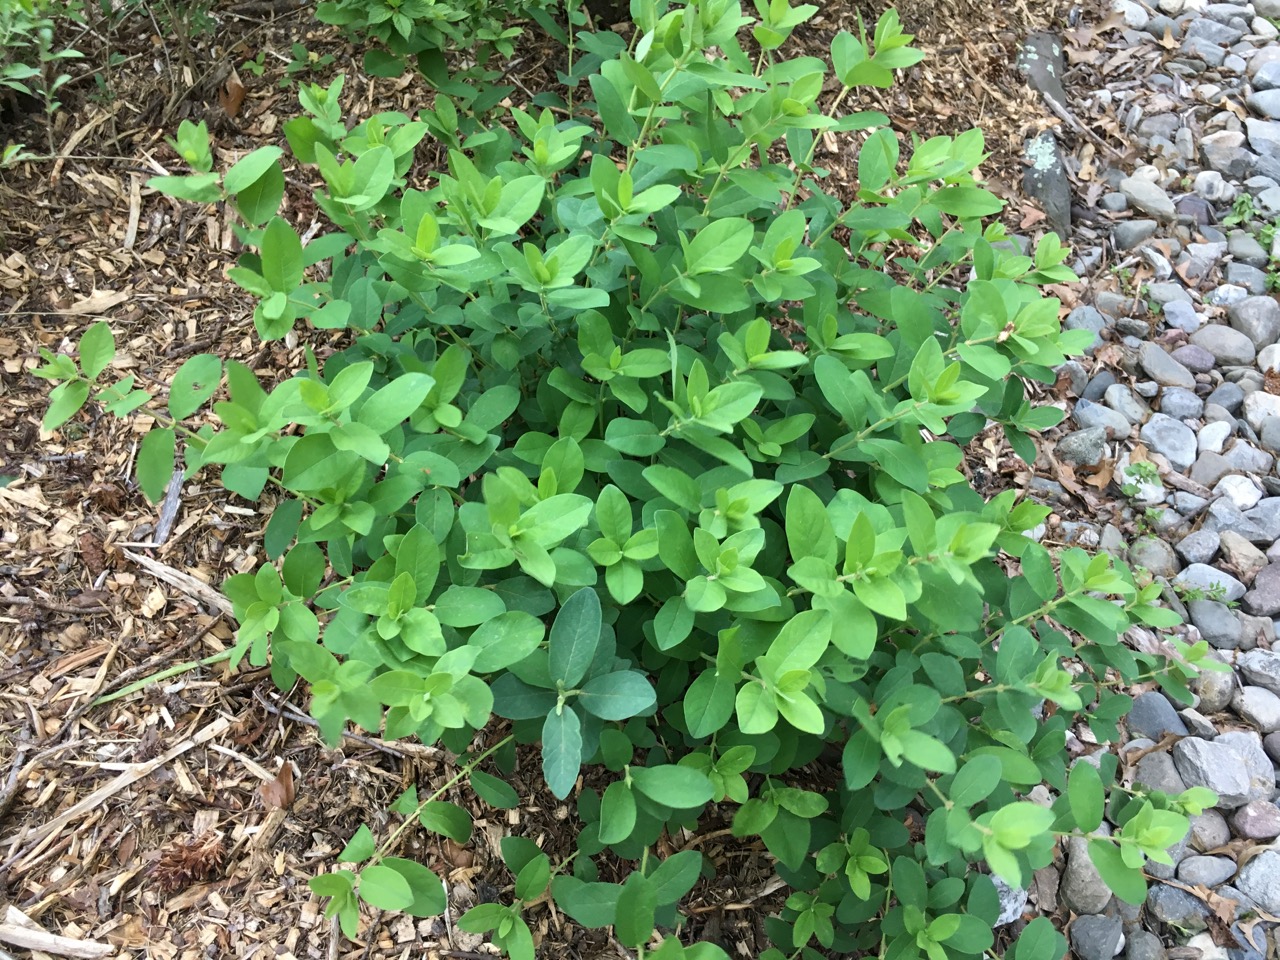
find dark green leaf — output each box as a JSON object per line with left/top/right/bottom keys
{"left": 543, "top": 706, "right": 583, "bottom": 799}
{"left": 578, "top": 671, "right": 656, "bottom": 720}
{"left": 471, "top": 770, "right": 519, "bottom": 809}
{"left": 630, "top": 765, "right": 714, "bottom": 809}
{"left": 614, "top": 872, "right": 657, "bottom": 948}
{"left": 419, "top": 801, "right": 472, "bottom": 843}
{"left": 549, "top": 587, "right": 601, "bottom": 686}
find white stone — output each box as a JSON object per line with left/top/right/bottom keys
{"left": 1186, "top": 934, "right": 1230, "bottom": 960}
{"left": 1112, "top": 0, "right": 1150, "bottom": 27}
{"left": 1194, "top": 170, "right": 1237, "bottom": 202}
{"left": 1257, "top": 16, "right": 1280, "bottom": 40}
{"left": 1214, "top": 474, "right": 1264, "bottom": 510}
{"left": 1159, "top": 0, "right": 1185, "bottom": 12}
{"left": 1243, "top": 390, "right": 1280, "bottom": 432}
{"left": 1199, "top": 420, "right": 1233, "bottom": 454}
{"left": 1232, "top": 685, "right": 1280, "bottom": 732}
{"left": 1259, "top": 342, "right": 1280, "bottom": 373}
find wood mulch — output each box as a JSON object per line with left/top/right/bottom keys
{"left": 0, "top": 0, "right": 1141, "bottom": 956}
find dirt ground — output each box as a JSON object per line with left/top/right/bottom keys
{"left": 0, "top": 0, "right": 1140, "bottom": 956}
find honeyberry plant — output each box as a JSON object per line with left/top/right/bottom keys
{"left": 37, "top": 2, "right": 1224, "bottom": 957}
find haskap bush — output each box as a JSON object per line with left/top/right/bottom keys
{"left": 37, "top": 3, "right": 1224, "bottom": 957}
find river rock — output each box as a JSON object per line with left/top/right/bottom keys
{"left": 1172, "top": 737, "right": 1255, "bottom": 807}
{"left": 1139, "top": 342, "right": 1197, "bottom": 387}
{"left": 1235, "top": 850, "right": 1280, "bottom": 914}
{"left": 1192, "top": 324, "right": 1258, "bottom": 365}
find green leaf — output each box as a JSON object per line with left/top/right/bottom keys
{"left": 543, "top": 706, "right": 583, "bottom": 800}
{"left": 685, "top": 217, "right": 753, "bottom": 275}
{"left": 648, "top": 850, "right": 702, "bottom": 906}
{"left": 261, "top": 216, "right": 304, "bottom": 292}
{"left": 79, "top": 322, "right": 115, "bottom": 380}
{"left": 169, "top": 354, "right": 222, "bottom": 419}
{"left": 599, "top": 780, "right": 637, "bottom": 844}
{"left": 577, "top": 671, "right": 656, "bottom": 720}
{"left": 470, "top": 611, "right": 545, "bottom": 672}
{"left": 949, "top": 755, "right": 1002, "bottom": 808}
{"left": 1010, "top": 917, "right": 1065, "bottom": 960}
{"left": 1087, "top": 839, "right": 1147, "bottom": 905}
{"left": 630, "top": 765, "right": 714, "bottom": 809}
{"left": 519, "top": 493, "right": 593, "bottom": 546}
{"left": 148, "top": 172, "right": 222, "bottom": 203}
{"left": 989, "top": 802, "right": 1055, "bottom": 850}
{"left": 381, "top": 857, "right": 446, "bottom": 917}
{"left": 736, "top": 681, "right": 778, "bottom": 735}
{"left": 458, "top": 902, "right": 509, "bottom": 933}
{"left": 223, "top": 146, "right": 284, "bottom": 194}
{"left": 851, "top": 575, "right": 906, "bottom": 620}
{"left": 234, "top": 163, "right": 285, "bottom": 225}
{"left": 605, "top": 418, "right": 665, "bottom": 456}
{"left": 434, "top": 586, "right": 506, "bottom": 627}
{"left": 858, "top": 128, "right": 899, "bottom": 192}
{"left": 515, "top": 852, "right": 551, "bottom": 901}
{"left": 684, "top": 670, "right": 735, "bottom": 738}
{"left": 931, "top": 186, "right": 1003, "bottom": 218}
{"left": 786, "top": 485, "right": 837, "bottom": 565}
{"left": 44, "top": 379, "right": 90, "bottom": 431}
{"left": 357, "top": 863, "right": 414, "bottom": 910}
{"left": 548, "top": 587, "right": 601, "bottom": 686}
{"left": 614, "top": 872, "right": 658, "bottom": 948}
{"left": 357, "top": 373, "right": 435, "bottom": 434}
{"left": 137, "top": 427, "right": 176, "bottom": 503}
{"left": 551, "top": 876, "right": 622, "bottom": 927}
{"left": 471, "top": 770, "right": 520, "bottom": 809}
{"left": 1068, "top": 761, "right": 1105, "bottom": 832}
{"left": 419, "top": 800, "right": 472, "bottom": 843}
{"left": 339, "top": 824, "right": 376, "bottom": 863}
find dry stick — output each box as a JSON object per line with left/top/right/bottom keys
{"left": 1040, "top": 90, "right": 1127, "bottom": 160}
{"left": 120, "top": 548, "right": 233, "bottom": 614}
{"left": 686, "top": 875, "right": 789, "bottom": 913}
{"left": 0, "top": 730, "right": 33, "bottom": 824}
{"left": 0, "top": 596, "right": 110, "bottom": 616}
{"left": 151, "top": 469, "right": 186, "bottom": 547}
{"left": 0, "top": 906, "right": 112, "bottom": 959}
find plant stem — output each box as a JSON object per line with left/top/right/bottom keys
{"left": 375, "top": 734, "right": 515, "bottom": 860}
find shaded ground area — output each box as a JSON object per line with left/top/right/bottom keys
{"left": 0, "top": 0, "right": 1144, "bottom": 955}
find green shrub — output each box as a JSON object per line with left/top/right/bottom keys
{"left": 0, "top": 0, "right": 82, "bottom": 159}
{"left": 315, "top": 0, "right": 553, "bottom": 81}
{"left": 38, "top": 3, "right": 1222, "bottom": 957}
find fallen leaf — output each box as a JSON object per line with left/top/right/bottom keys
{"left": 259, "top": 762, "right": 295, "bottom": 810}
{"left": 1019, "top": 204, "right": 1047, "bottom": 229}
{"left": 65, "top": 289, "right": 129, "bottom": 315}
{"left": 219, "top": 66, "right": 246, "bottom": 119}
{"left": 1159, "top": 26, "right": 1178, "bottom": 50}
{"left": 1220, "top": 97, "right": 1247, "bottom": 123}
{"left": 1082, "top": 459, "right": 1116, "bottom": 490}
